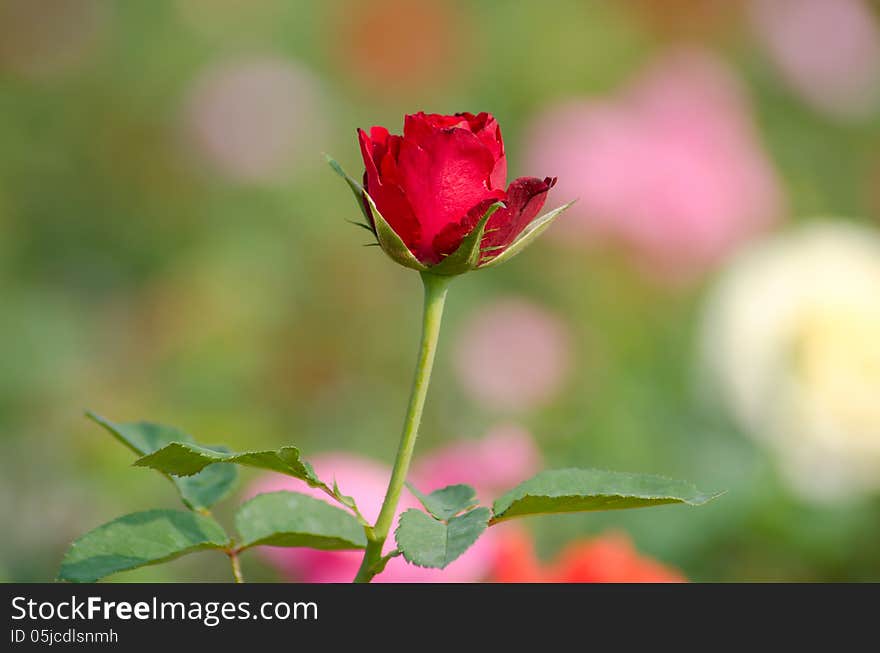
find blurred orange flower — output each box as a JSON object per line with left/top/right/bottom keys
{"left": 327, "top": 0, "right": 470, "bottom": 94}
{"left": 491, "top": 530, "right": 686, "bottom": 583}
{"left": 627, "top": 0, "right": 743, "bottom": 41}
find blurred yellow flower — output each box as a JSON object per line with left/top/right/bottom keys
{"left": 796, "top": 306, "right": 880, "bottom": 443}
{"left": 702, "top": 222, "right": 880, "bottom": 500}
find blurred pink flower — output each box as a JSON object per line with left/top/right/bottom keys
{"left": 750, "top": 0, "right": 880, "bottom": 121}
{"left": 525, "top": 50, "right": 784, "bottom": 281}
{"left": 248, "top": 455, "right": 394, "bottom": 583}
{"left": 412, "top": 423, "right": 542, "bottom": 499}
{"left": 183, "top": 55, "right": 325, "bottom": 183}
{"left": 453, "top": 298, "right": 572, "bottom": 412}
{"left": 245, "top": 428, "right": 540, "bottom": 582}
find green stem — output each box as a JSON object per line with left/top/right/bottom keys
{"left": 353, "top": 272, "right": 452, "bottom": 582}
{"left": 228, "top": 550, "right": 244, "bottom": 583}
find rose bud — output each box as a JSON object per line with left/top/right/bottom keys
{"left": 328, "top": 112, "right": 573, "bottom": 275}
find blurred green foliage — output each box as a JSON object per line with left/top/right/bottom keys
{"left": 1, "top": 0, "right": 879, "bottom": 582}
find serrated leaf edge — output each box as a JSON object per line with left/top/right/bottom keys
{"left": 85, "top": 412, "right": 236, "bottom": 511}
{"left": 58, "top": 509, "right": 230, "bottom": 583}
{"left": 405, "top": 482, "right": 479, "bottom": 521}
{"left": 135, "top": 441, "right": 325, "bottom": 486}
{"left": 491, "top": 467, "right": 723, "bottom": 523}
{"left": 394, "top": 507, "right": 490, "bottom": 569}
{"left": 234, "top": 491, "right": 367, "bottom": 551}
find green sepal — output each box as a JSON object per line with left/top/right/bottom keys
{"left": 428, "top": 201, "right": 504, "bottom": 276}
{"left": 346, "top": 218, "right": 377, "bottom": 236}
{"left": 480, "top": 200, "right": 576, "bottom": 269}
{"left": 325, "top": 154, "right": 372, "bottom": 225}
{"left": 326, "top": 155, "right": 427, "bottom": 271}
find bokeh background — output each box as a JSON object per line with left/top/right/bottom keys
{"left": 2, "top": 0, "right": 880, "bottom": 582}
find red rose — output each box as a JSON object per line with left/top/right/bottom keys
{"left": 330, "top": 112, "right": 571, "bottom": 274}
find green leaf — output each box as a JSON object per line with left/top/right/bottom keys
{"left": 407, "top": 483, "right": 478, "bottom": 521}
{"left": 59, "top": 510, "right": 229, "bottom": 583}
{"left": 491, "top": 468, "right": 721, "bottom": 523}
{"left": 134, "top": 441, "right": 326, "bottom": 490}
{"left": 86, "top": 411, "right": 187, "bottom": 455}
{"left": 174, "top": 450, "right": 238, "bottom": 512}
{"left": 394, "top": 507, "right": 489, "bottom": 569}
{"left": 326, "top": 155, "right": 427, "bottom": 272}
{"left": 86, "top": 412, "right": 237, "bottom": 511}
{"left": 480, "top": 200, "right": 576, "bottom": 269}
{"left": 235, "top": 491, "right": 367, "bottom": 551}
{"left": 429, "top": 201, "right": 504, "bottom": 276}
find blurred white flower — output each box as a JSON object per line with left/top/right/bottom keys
{"left": 183, "top": 55, "right": 325, "bottom": 183}
{"left": 750, "top": 0, "right": 880, "bottom": 121}
{"left": 701, "top": 222, "right": 880, "bottom": 500}
{"left": 453, "top": 298, "right": 573, "bottom": 412}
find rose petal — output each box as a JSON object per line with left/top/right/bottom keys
{"left": 358, "top": 127, "right": 421, "bottom": 251}
{"left": 397, "top": 123, "right": 501, "bottom": 263}
{"left": 481, "top": 177, "right": 556, "bottom": 256}
{"left": 430, "top": 195, "right": 504, "bottom": 260}
{"left": 460, "top": 112, "right": 507, "bottom": 189}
